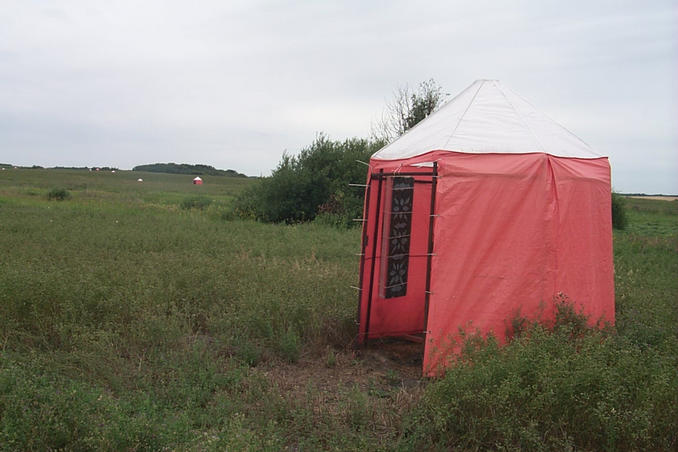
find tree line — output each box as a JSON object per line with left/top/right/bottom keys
{"left": 133, "top": 163, "right": 247, "bottom": 177}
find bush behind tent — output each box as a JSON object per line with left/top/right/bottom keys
{"left": 232, "top": 134, "right": 384, "bottom": 226}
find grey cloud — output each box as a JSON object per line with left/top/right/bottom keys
{"left": 0, "top": 0, "right": 676, "bottom": 193}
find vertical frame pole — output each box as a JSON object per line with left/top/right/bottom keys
{"left": 355, "top": 171, "right": 372, "bottom": 343}
{"left": 363, "top": 169, "right": 384, "bottom": 346}
{"left": 423, "top": 162, "right": 438, "bottom": 335}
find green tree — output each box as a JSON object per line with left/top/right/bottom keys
{"left": 371, "top": 79, "right": 446, "bottom": 142}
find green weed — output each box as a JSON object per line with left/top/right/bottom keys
{"left": 180, "top": 195, "right": 213, "bottom": 210}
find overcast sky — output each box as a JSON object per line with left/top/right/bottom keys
{"left": 1, "top": 0, "right": 676, "bottom": 193}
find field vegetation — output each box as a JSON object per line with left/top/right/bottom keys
{"left": 0, "top": 169, "right": 676, "bottom": 450}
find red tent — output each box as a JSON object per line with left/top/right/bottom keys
{"left": 356, "top": 80, "right": 614, "bottom": 376}
{"left": 193, "top": 176, "right": 203, "bottom": 185}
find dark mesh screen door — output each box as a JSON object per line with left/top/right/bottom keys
{"left": 380, "top": 177, "right": 414, "bottom": 298}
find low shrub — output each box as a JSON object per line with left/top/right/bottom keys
{"left": 278, "top": 327, "right": 301, "bottom": 363}
{"left": 553, "top": 293, "right": 597, "bottom": 339}
{"left": 232, "top": 134, "right": 382, "bottom": 225}
{"left": 312, "top": 212, "right": 347, "bottom": 228}
{"left": 233, "top": 339, "right": 262, "bottom": 367}
{"left": 180, "top": 196, "right": 212, "bottom": 210}
{"left": 47, "top": 188, "right": 70, "bottom": 201}
{"left": 612, "top": 192, "right": 628, "bottom": 229}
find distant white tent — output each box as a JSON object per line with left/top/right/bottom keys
{"left": 137, "top": 178, "right": 143, "bottom": 182}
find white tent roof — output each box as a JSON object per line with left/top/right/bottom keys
{"left": 372, "top": 80, "right": 602, "bottom": 160}
{"left": 193, "top": 176, "right": 202, "bottom": 181}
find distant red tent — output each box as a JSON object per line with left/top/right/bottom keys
{"left": 356, "top": 80, "right": 614, "bottom": 376}
{"left": 193, "top": 176, "right": 203, "bottom": 185}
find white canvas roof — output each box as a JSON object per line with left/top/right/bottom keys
{"left": 372, "top": 80, "right": 602, "bottom": 160}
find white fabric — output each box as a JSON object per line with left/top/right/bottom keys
{"left": 372, "top": 80, "right": 602, "bottom": 160}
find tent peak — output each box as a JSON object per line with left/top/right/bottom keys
{"left": 372, "top": 80, "right": 602, "bottom": 161}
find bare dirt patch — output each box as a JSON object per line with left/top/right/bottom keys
{"left": 256, "top": 338, "right": 426, "bottom": 435}
{"left": 260, "top": 338, "right": 424, "bottom": 394}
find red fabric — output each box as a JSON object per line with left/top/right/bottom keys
{"left": 357, "top": 151, "right": 614, "bottom": 377}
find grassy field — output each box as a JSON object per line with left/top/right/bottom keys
{"left": 0, "top": 169, "right": 676, "bottom": 450}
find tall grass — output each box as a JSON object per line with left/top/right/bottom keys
{"left": 1, "top": 169, "right": 676, "bottom": 450}
{"left": 1, "top": 169, "right": 373, "bottom": 449}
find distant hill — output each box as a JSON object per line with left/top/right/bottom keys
{"left": 622, "top": 193, "right": 678, "bottom": 198}
{"left": 132, "top": 163, "right": 247, "bottom": 177}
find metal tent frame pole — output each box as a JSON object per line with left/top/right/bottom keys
{"left": 355, "top": 173, "right": 372, "bottom": 344}
{"left": 363, "top": 169, "right": 384, "bottom": 346}
{"left": 423, "top": 162, "right": 438, "bottom": 336}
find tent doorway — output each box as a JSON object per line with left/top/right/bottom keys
{"left": 357, "top": 163, "right": 438, "bottom": 346}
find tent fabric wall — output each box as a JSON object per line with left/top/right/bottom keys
{"left": 420, "top": 151, "right": 614, "bottom": 375}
